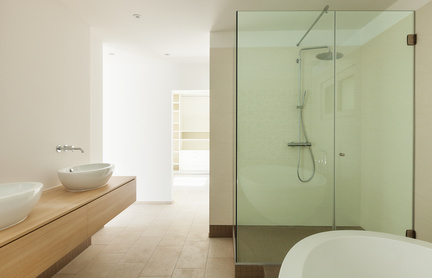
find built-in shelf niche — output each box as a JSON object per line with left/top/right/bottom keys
{"left": 182, "top": 140, "right": 209, "bottom": 150}
{"left": 182, "top": 132, "right": 209, "bottom": 139}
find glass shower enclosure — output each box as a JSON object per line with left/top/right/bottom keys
{"left": 236, "top": 9, "right": 414, "bottom": 264}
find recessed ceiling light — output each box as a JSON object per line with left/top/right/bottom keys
{"left": 108, "top": 53, "right": 115, "bottom": 56}
{"left": 164, "top": 53, "right": 170, "bottom": 56}
{"left": 132, "top": 14, "right": 141, "bottom": 19}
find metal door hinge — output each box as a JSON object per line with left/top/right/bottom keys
{"left": 406, "top": 229, "right": 416, "bottom": 238}
{"left": 407, "top": 34, "right": 417, "bottom": 46}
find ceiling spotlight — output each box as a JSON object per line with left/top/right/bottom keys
{"left": 132, "top": 14, "right": 141, "bottom": 19}
{"left": 164, "top": 53, "right": 170, "bottom": 56}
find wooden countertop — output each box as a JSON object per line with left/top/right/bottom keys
{"left": 0, "top": 176, "right": 136, "bottom": 248}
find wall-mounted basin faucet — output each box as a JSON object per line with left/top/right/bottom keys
{"left": 56, "top": 145, "right": 84, "bottom": 153}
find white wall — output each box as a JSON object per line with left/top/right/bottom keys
{"left": 0, "top": 0, "right": 100, "bottom": 189}
{"left": 103, "top": 53, "right": 209, "bottom": 202}
{"left": 103, "top": 58, "right": 175, "bottom": 202}
{"left": 176, "top": 63, "right": 210, "bottom": 90}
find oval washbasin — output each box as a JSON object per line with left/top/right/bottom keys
{"left": 0, "top": 182, "right": 43, "bottom": 230}
{"left": 57, "top": 163, "right": 115, "bottom": 192}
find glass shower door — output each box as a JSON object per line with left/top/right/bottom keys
{"left": 334, "top": 11, "right": 414, "bottom": 234}
{"left": 236, "top": 10, "right": 335, "bottom": 264}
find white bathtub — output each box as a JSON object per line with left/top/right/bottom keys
{"left": 279, "top": 230, "right": 432, "bottom": 278}
{"left": 238, "top": 165, "right": 330, "bottom": 225}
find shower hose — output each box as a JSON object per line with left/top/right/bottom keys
{"left": 297, "top": 90, "right": 315, "bottom": 182}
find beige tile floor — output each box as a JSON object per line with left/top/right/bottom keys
{"left": 54, "top": 176, "right": 235, "bottom": 278}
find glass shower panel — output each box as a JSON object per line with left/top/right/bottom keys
{"left": 236, "top": 10, "right": 335, "bottom": 264}
{"left": 236, "top": 9, "right": 414, "bottom": 266}
{"left": 335, "top": 11, "right": 414, "bottom": 234}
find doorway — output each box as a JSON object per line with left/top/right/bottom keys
{"left": 172, "top": 90, "right": 210, "bottom": 186}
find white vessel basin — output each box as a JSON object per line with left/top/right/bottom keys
{"left": 0, "top": 182, "right": 43, "bottom": 230}
{"left": 57, "top": 163, "right": 115, "bottom": 192}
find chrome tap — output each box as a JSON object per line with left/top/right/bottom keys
{"left": 56, "top": 145, "right": 84, "bottom": 153}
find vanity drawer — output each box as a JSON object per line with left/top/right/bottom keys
{"left": 0, "top": 207, "right": 87, "bottom": 278}
{"left": 87, "top": 179, "right": 136, "bottom": 236}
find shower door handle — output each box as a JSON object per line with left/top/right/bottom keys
{"left": 287, "top": 142, "right": 312, "bottom": 147}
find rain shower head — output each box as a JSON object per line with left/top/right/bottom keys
{"left": 316, "top": 51, "right": 344, "bottom": 60}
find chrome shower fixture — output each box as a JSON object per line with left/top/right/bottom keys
{"left": 297, "top": 5, "right": 329, "bottom": 47}
{"left": 316, "top": 51, "right": 344, "bottom": 60}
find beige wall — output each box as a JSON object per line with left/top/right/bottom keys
{"left": 90, "top": 29, "right": 104, "bottom": 163}
{"left": 414, "top": 2, "right": 432, "bottom": 242}
{"left": 0, "top": 0, "right": 101, "bottom": 190}
{"left": 209, "top": 47, "right": 236, "bottom": 225}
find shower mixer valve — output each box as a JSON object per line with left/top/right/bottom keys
{"left": 288, "top": 142, "right": 312, "bottom": 147}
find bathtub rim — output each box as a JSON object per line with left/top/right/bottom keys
{"left": 279, "top": 230, "right": 432, "bottom": 278}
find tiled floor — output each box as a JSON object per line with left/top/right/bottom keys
{"left": 54, "top": 176, "right": 235, "bottom": 278}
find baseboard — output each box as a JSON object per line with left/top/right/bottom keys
{"left": 235, "top": 264, "right": 264, "bottom": 278}
{"left": 209, "top": 225, "right": 233, "bottom": 238}
{"left": 137, "top": 200, "right": 174, "bottom": 205}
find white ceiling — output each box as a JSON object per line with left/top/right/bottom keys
{"left": 57, "top": 0, "right": 430, "bottom": 64}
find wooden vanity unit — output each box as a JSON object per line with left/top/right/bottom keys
{"left": 0, "top": 176, "right": 136, "bottom": 278}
